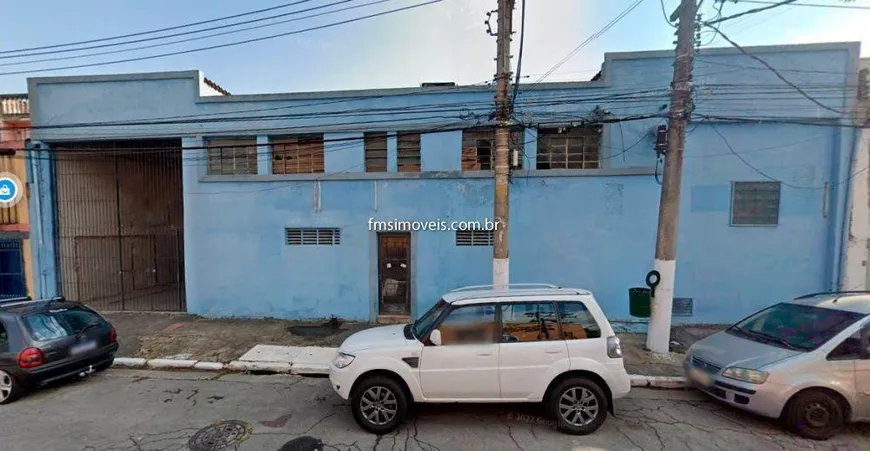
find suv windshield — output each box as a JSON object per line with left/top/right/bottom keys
{"left": 22, "top": 307, "right": 105, "bottom": 342}
{"left": 412, "top": 299, "right": 450, "bottom": 339}
{"left": 727, "top": 302, "right": 864, "bottom": 352}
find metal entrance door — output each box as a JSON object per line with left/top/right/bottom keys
{"left": 378, "top": 233, "right": 411, "bottom": 316}
{"left": 0, "top": 238, "right": 25, "bottom": 299}
{"left": 52, "top": 140, "right": 186, "bottom": 311}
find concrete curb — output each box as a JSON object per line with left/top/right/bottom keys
{"left": 112, "top": 358, "right": 690, "bottom": 388}
{"left": 112, "top": 357, "right": 147, "bottom": 369}
{"left": 147, "top": 359, "right": 198, "bottom": 370}
{"left": 630, "top": 375, "right": 690, "bottom": 389}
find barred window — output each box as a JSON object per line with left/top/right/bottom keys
{"left": 365, "top": 132, "right": 388, "bottom": 172}
{"left": 271, "top": 135, "right": 324, "bottom": 174}
{"left": 455, "top": 229, "right": 494, "bottom": 247}
{"left": 461, "top": 127, "right": 524, "bottom": 171}
{"left": 206, "top": 138, "right": 258, "bottom": 175}
{"left": 397, "top": 132, "right": 421, "bottom": 172}
{"left": 731, "top": 182, "right": 781, "bottom": 226}
{"left": 285, "top": 228, "right": 341, "bottom": 245}
{"left": 537, "top": 127, "right": 601, "bottom": 170}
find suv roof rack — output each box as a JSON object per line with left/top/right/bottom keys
{"left": 0, "top": 295, "right": 66, "bottom": 309}
{"left": 449, "top": 283, "right": 561, "bottom": 293}
{"left": 0, "top": 296, "right": 32, "bottom": 304}
{"left": 794, "top": 291, "right": 870, "bottom": 300}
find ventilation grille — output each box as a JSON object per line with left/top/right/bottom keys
{"left": 455, "top": 229, "right": 494, "bottom": 247}
{"left": 286, "top": 228, "right": 341, "bottom": 245}
{"left": 673, "top": 297, "right": 693, "bottom": 317}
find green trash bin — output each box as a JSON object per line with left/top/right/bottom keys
{"left": 629, "top": 287, "right": 652, "bottom": 318}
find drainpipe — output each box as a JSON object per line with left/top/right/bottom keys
{"left": 26, "top": 142, "right": 45, "bottom": 298}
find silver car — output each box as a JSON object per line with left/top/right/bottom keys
{"left": 684, "top": 291, "right": 870, "bottom": 440}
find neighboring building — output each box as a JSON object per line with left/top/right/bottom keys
{"left": 25, "top": 42, "right": 862, "bottom": 325}
{"left": 0, "top": 94, "right": 33, "bottom": 299}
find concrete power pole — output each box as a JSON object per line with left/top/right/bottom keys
{"left": 646, "top": 0, "right": 698, "bottom": 354}
{"left": 493, "top": 0, "right": 514, "bottom": 290}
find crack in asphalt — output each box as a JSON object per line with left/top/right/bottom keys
{"left": 498, "top": 417, "right": 525, "bottom": 451}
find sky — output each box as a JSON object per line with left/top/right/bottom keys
{"left": 0, "top": 0, "right": 868, "bottom": 95}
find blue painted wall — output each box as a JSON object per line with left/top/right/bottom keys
{"left": 25, "top": 43, "right": 861, "bottom": 324}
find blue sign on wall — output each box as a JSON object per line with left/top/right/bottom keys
{"left": 0, "top": 173, "right": 22, "bottom": 207}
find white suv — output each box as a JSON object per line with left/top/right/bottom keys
{"left": 329, "top": 284, "right": 631, "bottom": 435}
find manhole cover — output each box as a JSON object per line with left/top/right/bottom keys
{"left": 188, "top": 420, "right": 251, "bottom": 451}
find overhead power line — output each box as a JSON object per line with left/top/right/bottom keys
{"left": 0, "top": 0, "right": 398, "bottom": 68}
{"left": 705, "top": 0, "right": 799, "bottom": 25}
{"left": 522, "top": 0, "right": 645, "bottom": 90}
{"left": 738, "top": 0, "right": 870, "bottom": 10}
{"left": 0, "top": 0, "right": 315, "bottom": 55}
{"left": 510, "top": 0, "right": 527, "bottom": 108}
{"left": 0, "top": 1, "right": 443, "bottom": 77}
{"left": 708, "top": 121, "right": 866, "bottom": 190}
{"left": 2, "top": 0, "right": 357, "bottom": 61}
{"left": 702, "top": 23, "right": 845, "bottom": 115}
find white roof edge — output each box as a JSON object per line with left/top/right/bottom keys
{"left": 605, "top": 41, "right": 860, "bottom": 61}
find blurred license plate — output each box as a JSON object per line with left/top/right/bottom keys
{"left": 688, "top": 367, "right": 713, "bottom": 387}
{"left": 70, "top": 340, "right": 97, "bottom": 355}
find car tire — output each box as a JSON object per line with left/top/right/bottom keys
{"left": 547, "top": 377, "right": 609, "bottom": 435}
{"left": 0, "top": 370, "right": 24, "bottom": 405}
{"left": 350, "top": 375, "right": 408, "bottom": 434}
{"left": 785, "top": 390, "right": 844, "bottom": 441}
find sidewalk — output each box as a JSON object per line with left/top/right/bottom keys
{"left": 105, "top": 312, "right": 724, "bottom": 385}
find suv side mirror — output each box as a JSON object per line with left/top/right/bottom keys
{"left": 429, "top": 329, "right": 442, "bottom": 346}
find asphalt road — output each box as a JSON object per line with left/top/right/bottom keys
{"left": 0, "top": 369, "right": 868, "bottom": 451}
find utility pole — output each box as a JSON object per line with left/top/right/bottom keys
{"left": 493, "top": 0, "right": 514, "bottom": 290}
{"left": 646, "top": 0, "right": 698, "bottom": 354}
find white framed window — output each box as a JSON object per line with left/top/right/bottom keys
{"left": 271, "top": 135, "right": 324, "bottom": 174}
{"left": 536, "top": 127, "right": 601, "bottom": 170}
{"left": 461, "top": 127, "right": 524, "bottom": 171}
{"left": 397, "top": 132, "right": 421, "bottom": 172}
{"left": 364, "top": 132, "right": 388, "bottom": 172}
{"left": 730, "top": 181, "right": 781, "bottom": 226}
{"left": 206, "top": 138, "right": 258, "bottom": 175}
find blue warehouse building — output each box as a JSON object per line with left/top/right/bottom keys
{"left": 23, "top": 42, "right": 864, "bottom": 326}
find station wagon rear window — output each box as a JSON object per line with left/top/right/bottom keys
{"left": 22, "top": 308, "right": 105, "bottom": 342}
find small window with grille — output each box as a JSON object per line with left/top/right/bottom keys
{"left": 285, "top": 228, "right": 341, "bottom": 245}
{"left": 536, "top": 127, "right": 601, "bottom": 170}
{"left": 206, "top": 138, "right": 258, "bottom": 175}
{"left": 271, "top": 135, "right": 324, "bottom": 174}
{"left": 461, "top": 127, "right": 524, "bottom": 171}
{"left": 397, "top": 132, "right": 421, "bottom": 172}
{"left": 730, "top": 181, "right": 781, "bottom": 226}
{"left": 455, "top": 229, "right": 494, "bottom": 247}
{"left": 365, "top": 132, "right": 388, "bottom": 172}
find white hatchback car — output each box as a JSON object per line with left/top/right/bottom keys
{"left": 329, "top": 284, "right": 631, "bottom": 435}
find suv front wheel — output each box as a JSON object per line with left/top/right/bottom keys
{"left": 0, "top": 370, "right": 23, "bottom": 405}
{"left": 350, "top": 375, "right": 409, "bottom": 434}
{"left": 548, "top": 377, "right": 609, "bottom": 435}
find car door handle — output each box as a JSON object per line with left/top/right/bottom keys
{"left": 476, "top": 351, "right": 494, "bottom": 356}
{"left": 545, "top": 348, "right": 564, "bottom": 354}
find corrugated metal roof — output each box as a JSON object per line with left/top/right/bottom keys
{"left": 0, "top": 95, "right": 28, "bottom": 116}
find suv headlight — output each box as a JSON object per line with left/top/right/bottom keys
{"left": 332, "top": 352, "right": 355, "bottom": 369}
{"left": 721, "top": 367, "right": 768, "bottom": 384}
